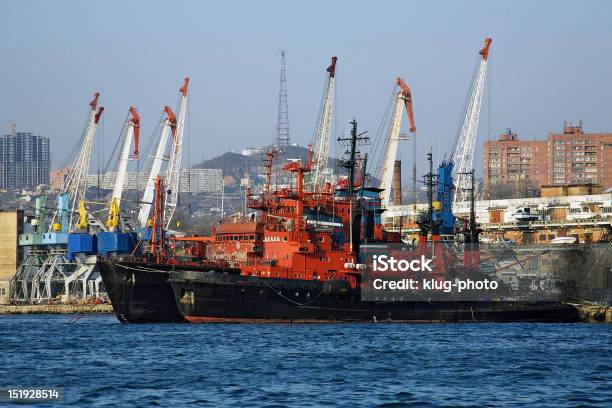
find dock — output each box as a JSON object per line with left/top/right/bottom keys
{"left": 0, "top": 304, "right": 114, "bottom": 314}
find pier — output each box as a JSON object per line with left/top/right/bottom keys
{"left": 0, "top": 304, "right": 113, "bottom": 314}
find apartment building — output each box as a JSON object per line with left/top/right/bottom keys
{"left": 484, "top": 123, "right": 612, "bottom": 192}
{"left": 483, "top": 129, "right": 547, "bottom": 188}
{"left": 0, "top": 132, "right": 50, "bottom": 189}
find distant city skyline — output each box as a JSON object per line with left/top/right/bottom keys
{"left": 1, "top": 0, "right": 611, "bottom": 179}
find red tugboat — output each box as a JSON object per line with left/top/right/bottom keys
{"left": 165, "top": 121, "right": 579, "bottom": 323}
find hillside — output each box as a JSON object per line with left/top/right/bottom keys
{"left": 192, "top": 145, "right": 339, "bottom": 188}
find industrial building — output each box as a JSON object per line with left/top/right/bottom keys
{"left": 0, "top": 131, "right": 50, "bottom": 190}
{"left": 483, "top": 122, "right": 612, "bottom": 192}
{"left": 384, "top": 185, "right": 612, "bottom": 245}
{"left": 0, "top": 210, "right": 24, "bottom": 304}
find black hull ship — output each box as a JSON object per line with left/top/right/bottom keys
{"left": 99, "top": 256, "right": 581, "bottom": 324}
{"left": 99, "top": 121, "right": 586, "bottom": 324}
{"left": 98, "top": 259, "right": 185, "bottom": 323}
{"left": 168, "top": 270, "right": 580, "bottom": 323}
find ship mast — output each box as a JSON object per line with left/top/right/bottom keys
{"left": 338, "top": 120, "right": 369, "bottom": 198}
{"left": 338, "top": 120, "right": 369, "bottom": 253}
{"left": 417, "top": 149, "right": 442, "bottom": 244}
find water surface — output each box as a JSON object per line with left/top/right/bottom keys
{"left": 1, "top": 315, "right": 611, "bottom": 407}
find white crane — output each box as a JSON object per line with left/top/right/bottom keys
{"left": 50, "top": 93, "right": 104, "bottom": 232}
{"left": 106, "top": 106, "right": 140, "bottom": 231}
{"left": 163, "top": 77, "right": 189, "bottom": 228}
{"left": 137, "top": 106, "right": 176, "bottom": 227}
{"left": 136, "top": 78, "right": 189, "bottom": 229}
{"left": 378, "top": 78, "right": 416, "bottom": 208}
{"left": 309, "top": 57, "right": 337, "bottom": 192}
{"left": 451, "top": 38, "right": 492, "bottom": 205}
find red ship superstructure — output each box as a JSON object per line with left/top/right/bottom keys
{"left": 204, "top": 127, "right": 401, "bottom": 288}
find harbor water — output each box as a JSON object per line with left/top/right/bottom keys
{"left": 1, "top": 315, "right": 611, "bottom": 407}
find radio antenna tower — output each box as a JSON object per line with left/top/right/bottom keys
{"left": 275, "top": 50, "right": 290, "bottom": 148}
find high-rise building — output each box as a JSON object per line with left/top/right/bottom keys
{"left": 0, "top": 132, "right": 50, "bottom": 189}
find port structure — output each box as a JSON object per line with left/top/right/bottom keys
{"left": 11, "top": 93, "right": 106, "bottom": 303}
{"left": 163, "top": 78, "right": 189, "bottom": 227}
{"left": 376, "top": 77, "right": 416, "bottom": 209}
{"left": 10, "top": 78, "right": 189, "bottom": 304}
{"left": 308, "top": 56, "right": 337, "bottom": 193}
{"left": 106, "top": 107, "right": 140, "bottom": 231}
{"left": 137, "top": 78, "right": 188, "bottom": 229}
{"left": 451, "top": 38, "right": 492, "bottom": 206}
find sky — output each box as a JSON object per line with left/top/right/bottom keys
{"left": 1, "top": 0, "right": 612, "bottom": 178}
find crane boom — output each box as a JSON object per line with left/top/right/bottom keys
{"left": 163, "top": 77, "right": 189, "bottom": 228}
{"left": 137, "top": 106, "right": 176, "bottom": 227}
{"left": 107, "top": 107, "right": 139, "bottom": 230}
{"left": 379, "top": 78, "right": 416, "bottom": 207}
{"left": 51, "top": 92, "right": 104, "bottom": 232}
{"left": 309, "top": 57, "right": 337, "bottom": 192}
{"left": 452, "top": 38, "right": 492, "bottom": 205}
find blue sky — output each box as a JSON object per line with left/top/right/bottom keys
{"left": 1, "top": 0, "right": 611, "bottom": 177}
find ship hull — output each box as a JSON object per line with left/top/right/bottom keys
{"left": 169, "top": 271, "right": 580, "bottom": 323}
{"left": 98, "top": 259, "right": 186, "bottom": 323}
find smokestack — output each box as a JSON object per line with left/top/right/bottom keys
{"left": 393, "top": 160, "right": 402, "bottom": 205}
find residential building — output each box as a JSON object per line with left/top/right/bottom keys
{"left": 50, "top": 167, "right": 71, "bottom": 192}
{"left": 483, "top": 129, "right": 547, "bottom": 188}
{"left": 483, "top": 123, "right": 612, "bottom": 193}
{"left": 0, "top": 132, "right": 50, "bottom": 189}
{"left": 546, "top": 121, "right": 612, "bottom": 187}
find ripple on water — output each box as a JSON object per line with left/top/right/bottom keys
{"left": 1, "top": 316, "right": 611, "bottom": 407}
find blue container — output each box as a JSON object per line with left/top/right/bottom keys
{"left": 97, "top": 232, "right": 139, "bottom": 256}
{"left": 42, "top": 232, "right": 68, "bottom": 245}
{"left": 67, "top": 233, "right": 98, "bottom": 261}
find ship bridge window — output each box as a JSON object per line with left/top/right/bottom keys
{"left": 283, "top": 236, "right": 288, "bottom": 242}
{"left": 250, "top": 235, "right": 255, "bottom": 240}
